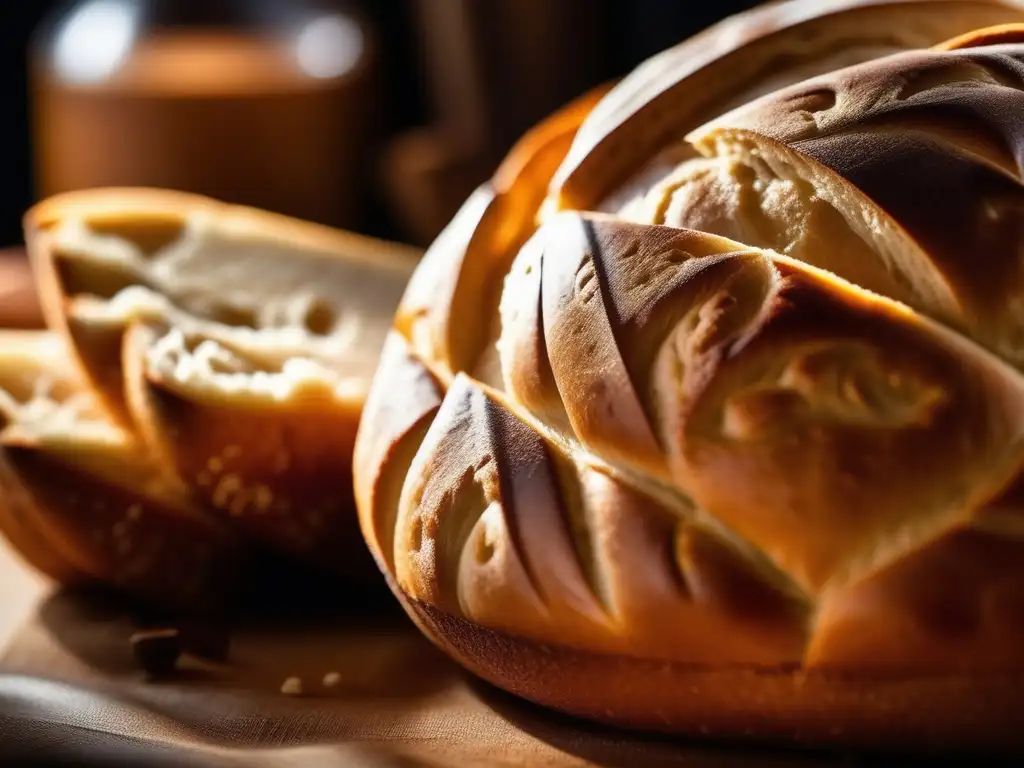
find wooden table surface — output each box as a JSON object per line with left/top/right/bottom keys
{"left": 0, "top": 541, "right": 48, "bottom": 655}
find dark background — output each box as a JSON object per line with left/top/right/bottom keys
{"left": 0, "top": 1, "right": 758, "bottom": 248}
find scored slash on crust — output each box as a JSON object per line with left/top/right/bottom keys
{"left": 353, "top": 6, "right": 1024, "bottom": 749}
{"left": 551, "top": 0, "right": 1024, "bottom": 212}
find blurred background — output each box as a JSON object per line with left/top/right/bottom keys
{"left": 0, "top": 1, "right": 761, "bottom": 250}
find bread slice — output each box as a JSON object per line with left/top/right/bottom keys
{"left": 26, "top": 188, "right": 420, "bottom": 425}
{"left": 0, "top": 331, "right": 242, "bottom": 611}
{"left": 124, "top": 320, "right": 375, "bottom": 575}
{"left": 18, "top": 188, "right": 422, "bottom": 584}
{"left": 0, "top": 331, "right": 90, "bottom": 583}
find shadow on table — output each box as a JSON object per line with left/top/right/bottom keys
{"left": 11, "top": 587, "right": 1006, "bottom": 768}
{"left": 467, "top": 676, "right": 1000, "bottom": 768}
{"left": 32, "top": 581, "right": 451, "bottom": 700}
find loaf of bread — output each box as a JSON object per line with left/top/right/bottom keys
{"left": 0, "top": 189, "right": 419, "bottom": 611}
{"left": 354, "top": 0, "right": 1024, "bottom": 751}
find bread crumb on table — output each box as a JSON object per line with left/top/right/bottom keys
{"left": 281, "top": 677, "right": 304, "bottom": 696}
{"left": 323, "top": 672, "right": 342, "bottom": 688}
{"left": 130, "top": 629, "right": 182, "bottom": 677}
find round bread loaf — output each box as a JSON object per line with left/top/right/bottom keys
{"left": 354, "top": 0, "right": 1024, "bottom": 752}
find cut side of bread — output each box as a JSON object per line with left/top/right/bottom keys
{"left": 126, "top": 321, "right": 375, "bottom": 574}
{"left": 0, "top": 188, "right": 424, "bottom": 608}
{"left": 27, "top": 188, "right": 419, "bottom": 426}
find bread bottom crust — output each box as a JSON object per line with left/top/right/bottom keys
{"left": 393, "top": 590, "right": 1024, "bottom": 754}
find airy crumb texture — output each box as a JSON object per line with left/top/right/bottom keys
{"left": 48, "top": 205, "right": 410, "bottom": 361}
{"left": 0, "top": 377, "right": 118, "bottom": 444}
{"left": 145, "top": 327, "right": 371, "bottom": 406}
{"left": 33, "top": 190, "right": 417, "bottom": 422}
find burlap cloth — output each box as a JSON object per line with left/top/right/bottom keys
{"left": 0, "top": 252, "right": 915, "bottom": 767}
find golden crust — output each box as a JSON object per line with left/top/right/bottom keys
{"left": 353, "top": 334, "right": 444, "bottom": 574}
{"left": 691, "top": 40, "right": 1024, "bottom": 366}
{"left": 393, "top": 374, "right": 811, "bottom": 665}
{"left": 502, "top": 214, "right": 1024, "bottom": 593}
{"left": 0, "top": 438, "right": 242, "bottom": 612}
{"left": 551, "top": 0, "right": 1024, "bottom": 212}
{"left": 395, "top": 86, "right": 608, "bottom": 382}
{"left": 25, "top": 187, "right": 419, "bottom": 423}
{"left": 0, "top": 445, "right": 85, "bottom": 585}
{"left": 406, "top": 595, "right": 1024, "bottom": 753}
{"left": 354, "top": 1, "right": 1024, "bottom": 748}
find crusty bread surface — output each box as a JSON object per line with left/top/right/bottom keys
{"left": 353, "top": 1, "right": 1024, "bottom": 751}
